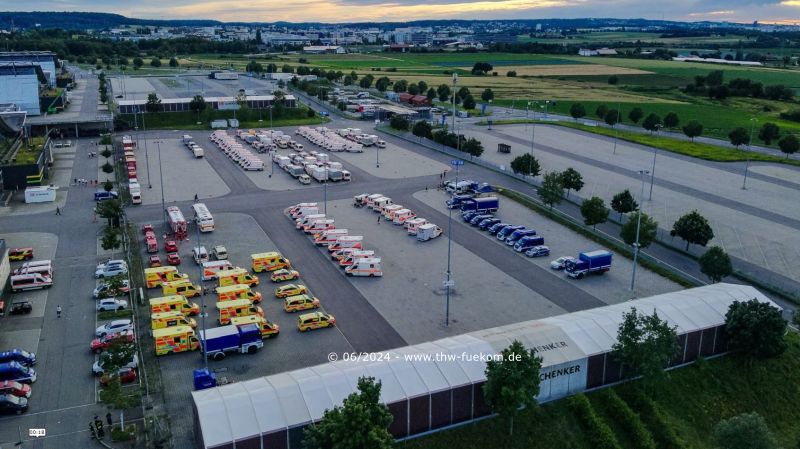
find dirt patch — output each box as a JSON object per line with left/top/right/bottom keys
{"left": 459, "top": 64, "right": 652, "bottom": 77}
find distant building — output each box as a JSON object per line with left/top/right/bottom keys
{"left": 0, "top": 62, "right": 46, "bottom": 116}
{"left": 672, "top": 57, "right": 763, "bottom": 67}
{"left": 117, "top": 94, "right": 297, "bottom": 114}
{"left": 578, "top": 48, "right": 617, "bottom": 57}
{"left": 0, "top": 51, "right": 58, "bottom": 87}
{"left": 303, "top": 45, "right": 345, "bottom": 54}
{"left": 261, "top": 32, "right": 311, "bottom": 46}
{"left": 387, "top": 44, "right": 411, "bottom": 52}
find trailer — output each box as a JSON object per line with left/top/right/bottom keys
{"left": 24, "top": 186, "right": 56, "bottom": 204}
{"left": 199, "top": 324, "right": 262, "bottom": 361}
{"left": 459, "top": 197, "right": 499, "bottom": 213}
{"left": 310, "top": 167, "right": 328, "bottom": 183}
{"left": 167, "top": 206, "right": 188, "bottom": 240}
{"left": 565, "top": 250, "right": 613, "bottom": 279}
{"left": 327, "top": 169, "right": 343, "bottom": 182}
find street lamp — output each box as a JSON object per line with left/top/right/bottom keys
{"left": 451, "top": 73, "right": 458, "bottom": 132}
{"left": 376, "top": 142, "right": 380, "bottom": 168}
{"left": 323, "top": 165, "right": 328, "bottom": 215}
{"left": 648, "top": 124, "right": 662, "bottom": 201}
{"left": 612, "top": 101, "right": 621, "bottom": 155}
{"left": 155, "top": 140, "right": 166, "bottom": 225}
{"left": 444, "top": 159, "right": 463, "bottom": 326}
{"left": 195, "top": 211, "right": 208, "bottom": 369}
{"left": 529, "top": 117, "right": 536, "bottom": 176}
{"left": 743, "top": 117, "right": 756, "bottom": 189}
{"left": 139, "top": 108, "right": 152, "bottom": 189}
{"left": 630, "top": 169, "right": 650, "bottom": 292}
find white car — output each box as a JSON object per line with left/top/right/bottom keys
{"left": 192, "top": 246, "right": 209, "bottom": 265}
{"left": 96, "top": 298, "right": 128, "bottom": 312}
{"left": 550, "top": 256, "right": 577, "bottom": 270}
{"left": 93, "top": 354, "right": 138, "bottom": 376}
{"left": 96, "top": 259, "right": 127, "bottom": 271}
{"left": 93, "top": 280, "right": 131, "bottom": 299}
{"left": 95, "top": 264, "right": 129, "bottom": 279}
{"left": 95, "top": 319, "right": 133, "bottom": 337}
{"left": 211, "top": 245, "right": 228, "bottom": 260}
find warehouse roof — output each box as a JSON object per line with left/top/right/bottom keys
{"left": 117, "top": 94, "right": 296, "bottom": 106}
{"left": 192, "top": 283, "right": 777, "bottom": 448}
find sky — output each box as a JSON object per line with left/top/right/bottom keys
{"left": 6, "top": 0, "right": 800, "bottom": 24}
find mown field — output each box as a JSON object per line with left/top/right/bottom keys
{"left": 399, "top": 333, "right": 800, "bottom": 449}
{"left": 518, "top": 31, "right": 756, "bottom": 46}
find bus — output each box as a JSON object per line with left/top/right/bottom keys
{"left": 192, "top": 203, "right": 215, "bottom": 232}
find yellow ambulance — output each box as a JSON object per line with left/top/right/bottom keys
{"left": 216, "top": 284, "right": 263, "bottom": 303}
{"left": 144, "top": 266, "right": 189, "bottom": 288}
{"left": 153, "top": 326, "right": 200, "bottom": 356}
{"left": 161, "top": 279, "right": 202, "bottom": 298}
{"left": 150, "top": 295, "right": 201, "bottom": 316}
{"left": 230, "top": 315, "right": 280, "bottom": 339}
{"left": 251, "top": 252, "right": 291, "bottom": 273}
{"left": 217, "top": 268, "right": 259, "bottom": 288}
{"left": 150, "top": 311, "right": 197, "bottom": 330}
{"left": 216, "top": 299, "right": 264, "bottom": 325}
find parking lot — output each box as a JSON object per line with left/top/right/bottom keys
{"left": 109, "top": 73, "right": 278, "bottom": 102}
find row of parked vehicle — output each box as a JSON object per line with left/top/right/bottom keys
{"left": 273, "top": 150, "right": 352, "bottom": 184}
{"left": 353, "top": 193, "right": 444, "bottom": 242}
{"left": 237, "top": 128, "right": 302, "bottom": 153}
{"left": 9, "top": 257, "right": 54, "bottom": 293}
{"left": 287, "top": 202, "right": 383, "bottom": 277}
{"left": 296, "top": 126, "right": 364, "bottom": 153}
{"left": 209, "top": 131, "right": 265, "bottom": 171}
{"left": 0, "top": 349, "right": 36, "bottom": 414}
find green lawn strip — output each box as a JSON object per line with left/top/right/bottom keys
{"left": 483, "top": 119, "right": 800, "bottom": 166}
{"left": 13, "top": 136, "right": 45, "bottom": 165}
{"left": 97, "top": 309, "right": 133, "bottom": 321}
{"left": 589, "top": 390, "right": 656, "bottom": 449}
{"left": 403, "top": 334, "right": 800, "bottom": 449}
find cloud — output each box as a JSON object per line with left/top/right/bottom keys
{"left": 8, "top": 0, "right": 800, "bottom": 23}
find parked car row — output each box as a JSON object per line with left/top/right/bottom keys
{"left": 296, "top": 126, "right": 364, "bottom": 153}
{"left": 463, "top": 211, "right": 551, "bottom": 258}
{"left": 141, "top": 223, "right": 182, "bottom": 267}
{"left": 209, "top": 131, "right": 265, "bottom": 171}
{"left": 181, "top": 134, "right": 205, "bottom": 158}
{"left": 236, "top": 128, "right": 301, "bottom": 153}
{"left": 0, "top": 348, "right": 36, "bottom": 414}
{"left": 354, "top": 194, "right": 443, "bottom": 242}
{"left": 273, "top": 150, "right": 352, "bottom": 183}
{"left": 286, "top": 202, "right": 383, "bottom": 278}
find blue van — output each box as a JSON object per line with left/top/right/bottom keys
{"left": 0, "top": 349, "right": 36, "bottom": 366}
{"left": 496, "top": 225, "right": 524, "bottom": 241}
{"left": 506, "top": 229, "right": 537, "bottom": 246}
{"left": 513, "top": 235, "right": 545, "bottom": 252}
{"left": 0, "top": 362, "right": 37, "bottom": 383}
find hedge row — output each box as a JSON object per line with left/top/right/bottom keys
{"left": 619, "top": 388, "right": 687, "bottom": 449}
{"left": 598, "top": 390, "right": 657, "bottom": 449}
{"left": 568, "top": 394, "right": 622, "bottom": 449}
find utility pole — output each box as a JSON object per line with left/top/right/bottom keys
{"left": 451, "top": 73, "right": 457, "bottom": 132}
{"left": 444, "top": 159, "right": 463, "bottom": 326}
{"left": 630, "top": 169, "right": 650, "bottom": 292}
{"left": 743, "top": 117, "right": 756, "bottom": 189}
{"left": 648, "top": 124, "right": 662, "bottom": 201}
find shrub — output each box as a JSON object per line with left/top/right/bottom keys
{"left": 507, "top": 70, "right": 517, "bottom": 77}
{"left": 100, "top": 148, "right": 112, "bottom": 158}
{"left": 389, "top": 115, "right": 409, "bottom": 131}
{"left": 101, "top": 162, "right": 114, "bottom": 173}
{"left": 619, "top": 388, "right": 686, "bottom": 449}
{"left": 568, "top": 394, "right": 622, "bottom": 449}
{"left": 598, "top": 390, "right": 656, "bottom": 449}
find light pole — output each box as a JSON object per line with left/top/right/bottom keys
{"left": 743, "top": 117, "right": 756, "bottom": 189}
{"left": 141, "top": 108, "right": 152, "bottom": 189}
{"left": 630, "top": 169, "right": 650, "bottom": 292}
{"left": 445, "top": 159, "right": 463, "bottom": 327}
{"left": 323, "top": 165, "right": 328, "bottom": 215}
{"left": 196, "top": 212, "right": 208, "bottom": 369}
{"left": 155, "top": 140, "right": 166, "bottom": 225}
{"left": 376, "top": 141, "right": 380, "bottom": 168}
{"left": 451, "top": 73, "right": 457, "bottom": 132}
{"left": 613, "top": 102, "right": 621, "bottom": 155}
{"left": 529, "top": 117, "right": 536, "bottom": 176}
{"left": 648, "top": 124, "right": 662, "bottom": 201}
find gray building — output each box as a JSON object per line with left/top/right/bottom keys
{"left": 0, "top": 51, "right": 58, "bottom": 88}
{"left": 0, "top": 63, "right": 45, "bottom": 116}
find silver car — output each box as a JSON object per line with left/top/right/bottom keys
{"left": 96, "top": 298, "right": 128, "bottom": 312}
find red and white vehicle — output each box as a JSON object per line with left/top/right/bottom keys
{"left": 0, "top": 380, "right": 31, "bottom": 398}
{"left": 90, "top": 330, "right": 136, "bottom": 353}
{"left": 166, "top": 206, "right": 188, "bottom": 240}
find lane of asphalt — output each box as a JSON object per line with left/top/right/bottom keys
{"left": 489, "top": 127, "right": 800, "bottom": 230}
{"left": 396, "top": 193, "right": 606, "bottom": 312}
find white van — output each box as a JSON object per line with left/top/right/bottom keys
{"left": 339, "top": 250, "right": 375, "bottom": 267}
{"left": 327, "top": 236, "right": 363, "bottom": 252}
{"left": 201, "top": 260, "right": 234, "bottom": 281}
{"left": 131, "top": 190, "right": 142, "bottom": 205}
{"left": 313, "top": 229, "right": 348, "bottom": 246}
{"left": 345, "top": 258, "right": 383, "bottom": 277}
{"left": 446, "top": 181, "right": 472, "bottom": 194}
{"left": 364, "top": 194, "right": 383, "bottom": 208}
{"left": 12, "top": 263, "right": 53, "bottom": 278}
{"left": 371, "top": 197, "right": 392, "bottom": 212}
{"left": 382, "top": 204, "right": 403, "bottom": 220}
{"left": 295, "top": 214, "right": 326, "bottom": 230}
{"left": 393, "top": 209, "right": 416, "bottom": 225}
{"left": 304, "top": 219, "right": 335, "bottom": 234}
{"left": 11, "top": 273, "right": 53, "bottom": 292}
{"left": 287, "top": 203, "right": 318, "bottom": 216}
{"left": 405, "top": 218, "right": 429, "bottom": 235}
{"left": 13, "top": 260, "right": 52, "bottom": 275}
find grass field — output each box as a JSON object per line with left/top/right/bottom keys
{"left": 400, "top": 333, "right": 800, "bottom": 449}
{"left": 519, "top": 31, "right": 757, "bottom": 46}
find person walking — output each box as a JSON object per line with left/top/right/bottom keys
{"left": 56, "top": 305, "right": 62, "bottom": 318}
{"left": 89, "top": 422, "right": 97, "bottom": 440}
{"left": 377, "top": 214, "right": 381, "bottom": 225}
{"left": 106, "top": 412, "right": 113, "bottom": 426}
{"left": 194, "top": 193, "right": 199, "bottom": 202}
{"left": 55, "top": 206, "right": 61, "bottom": 215}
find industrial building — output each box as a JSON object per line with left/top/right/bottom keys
{"left": 116, "top": 94, "right": 297, "bottom": 114}
{"left": 0, "top": 62, "right": 46, "bottom": 116}
{"left": 192, "top": 283, "right": 775, "bottom": 449}
{"left": 302, "top": 46, "right": 345, "bottom": 54}
{"left": 0, "top": 51, "right": 58, "bottom": 87}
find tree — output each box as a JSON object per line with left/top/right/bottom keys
{"left": 98, "top": 340, "right": 139, "bottom": 429}
{"left": 712, "top": 412, "right": 777, "bottom": 449}
{"left": 303, "top": 377, "right": 393, "bottom": 449}
{"left": 483, "top": 340, "right": 542, "bottom": 436}
{"left": 255, "top": 28, "right": 262, "bottom": 43}
{"left": 757, "top": 122, "right": 780, "bottom": 145}
{"left": 245, "top": 60, "right": 263, "bottom": 73}
{"left": 611, "top": 189, "right": 638, "bottom": 220}
{"left": 559, "top": 168, "right": 583, "bottom": 198}
{"left": 407, "top": 83, "right": 419, "bottom": 95}
{"left": 426, "top": 87, "right": 436, "bottom": 100}
{"left": 608, "top": 75, "right": 619, "bottom": 85}
{"left": 118, "top": 57, "right": 129, "bottom": 67}
{"left": 612, "top": 307, "right": 679, "bottom": 386}
{"left": 189, "top": 94, "right": 206, "bottom": 117}
{"left": 778, "top": 134, "right": 798, "bottom": 158}
{"left": 728, "top": 127, "right": 749, "bottom": 147}
{"left": 620, "top": 211, "right": 658, "bottom": 249}
{"left": 437, "top": 84, "right": 451, "bottom": 102}
{"left": 663, "top": 112, "right": 680, "bottom": 129}
{"left": 375, "top": 76, "right": 390, "bottom": 92}
{"left": 507, "top": 70, "right": 517, "bottom": 77}
{"left": 569, "top": 103, "right": 586, "bottom": 121}
{"left": 393, "top": 79, "right": 408, "bottom": 93}
{"left": 538, "top": 172, "right": 564, "bottom": 209}
{"left": 101, "top": 162, "right": 114, "bottom": 174}
{"left": 457, "top": 86, "right": 471, "bottom": 101}
{"left": 100, "top": 89, "right": 108, "bottom": 104}
{"left": 698, "top": 246, "right": 732, "bottom": 283}
{"left": 103, "top": 180, "right": 114, "bottom": 192}
{"left": 412, "top": 120, "right": 433, "bottom": 139}
{"left": 580, "top": 197, "right": 609, "bottom": 230}
{"left": 724, "top": 299, "right": 787, "bottom": 359}
{"left": 169, "top": 57, "right": 179, "bottom": 67}
{"left": 96, "top": 199, "right": 123, "bottom": 225}
{"left": 706, "top": 69, "right": 724, "bottom": 86}
{"left": 670, "top": 210, "right": 714, "bottom": 250}
{"left": 642, "top": 113, "right": 662, "bottom": 133}
{"left": 150, "top": 57, "right": 161, "bottom": 67}
{"left": 462, "top": 94, "right": 476, "bottom": 110}
{"left": 359, "top": 74, "right": 374, "bottom": 88}
{"left": 100, "top": 148, "right": 112, "bottom": 158}
{"left": 595, "top": 104, "right": 608, "bottom": 120}
{"left": 481, "top": 88, "right": 494, "bottom": 102}
{"left": 682, "top": 120, "right": 704, "bottom": 141}
{"left": 133, "top": 57, "right": 143, "bottom": 69}
{"left": 389, "top": 115, "right": 409, "bottom": 131}
{"left": 471, "top": 62, "right": 493, "bottom": 75}
{"left": 604, "top": 109, "right": 619, "bottom": 127}
{"left": 628, "top": 107, "right": 644, "bottom": 124}
{"left": 461, "top": 138, "right": 484, "bottom": 157}
{"left": 145, "top": 93, "right": 161, "bottom": 113}
{"left": 510, "top": 153, "right": 540, "bottom": 177}
{"left": 101, "top": 226, "right": 122, "bottom": 255}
